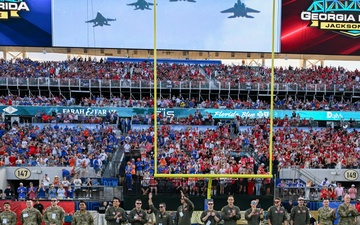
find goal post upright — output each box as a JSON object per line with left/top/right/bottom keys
{"left": 268, "top": 0, "right": 276, "bottom": 179}
{"left": 153, "top": 0, "right": 158, "bottom": 173}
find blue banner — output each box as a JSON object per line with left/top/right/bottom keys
{"left": 0, "top": 0, "right": 52, "bottom": 46}
{"left": 101, "top": 178, "right": 118, "bottom": 187}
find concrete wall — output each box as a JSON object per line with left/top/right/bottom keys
{"left": 0, "top": 167, "right": 6, "bottom": 191}
{"left": 280, "top": 168, "right": 360, "bottom": 185}
{"left": 1, "top": 166, "right": 97, "bottom": 190}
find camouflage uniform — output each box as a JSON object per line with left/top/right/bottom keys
{"left": 44, "top": 206, "right": 65, "bottom": 225}
{"left": 71, "top": 210, "right": 94, "bottom": 225}
{"left": 318, "top": 206, "right": 334, "bottom": 225}
{"left": 0, "top": 210, "right": 17, "bottom": 225}
{"left": 20, "top": 207, "right": 43, "bottom": 225}
{"left": 338, "top": 203, "right": 359, "bottom": 225}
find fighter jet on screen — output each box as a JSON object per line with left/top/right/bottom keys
{"left": 127, "top": 0, "right": 155, "bottom": 10}
{"left": 169, "top": 0, "right": 196, "bottom": 2}
{"left": 221, "top": 0, "right": 260, "bottom": 19}
{"left": 85, "top": 12, "right": 116, "bottom": 27}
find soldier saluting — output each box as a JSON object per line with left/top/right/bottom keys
{"left": 338, "top": 194, "right": 359, "bottom": 225}
{"left": 318, "top": 199, "right": 335, "bottom": 225}
{"left": 148, "top": 192, "right": 173, "bottom": 225}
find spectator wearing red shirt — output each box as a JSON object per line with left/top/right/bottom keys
{"left": 355, "top": 199, "right": 360, "bottom": 212}
{"left": 8, "top": 153, "right": 17, "bottom": 166}
{"left": 149, "top": 177, "right": 158, "bottom": 195}
{"left": 320, "top": 186, "right": 329, "bottom": 200}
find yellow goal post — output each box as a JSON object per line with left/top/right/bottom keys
{"left": 152, "top": 0, "right": 277, "bottom": 198}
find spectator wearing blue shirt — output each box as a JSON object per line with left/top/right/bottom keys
{"left": 48, "top": 185, "right": 57, "bottom": 199}
{"left": 135, "top": 158, "right": 144, "bottom": 177}
{"left": 125, "top": 161, "right": 133, "bottom": 191}
{"left": 62, "top": 169, "right": 71, "bottom": 181}
{"left": 17, "top": 183, "right": 27, "bottom": 200}
{"left": 158, "top": 165, "right": 166, "bottom": 174}
{"left": 149, "top": 164, "right": 154, "bottom": 176}
{"left": 191, "top": 150, "right": 198, "bottom": 159}
{"left": 125, "top": 118, "right": 130, "bottom": 131}
{"left": 143, "top": 160, "right": 150, "bottom": 173}
{"left": 0, "top": 128, "right": 4, "bottom": 138}
{"left": 37, "top": 183, "right": 47, "bottom": 200}
{"left": 93, "top": 156, "right": 102, "bottom": 177}
{"left": 66, "top": 186, "right": 74, "bottom": 199}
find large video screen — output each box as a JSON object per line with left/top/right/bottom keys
{"left": 52, "top": 0, "right": 281, "bottom": 52}
{"left": 281, "top": 0, "right": 360, "bottom": 55}
{"left": 0, "top": 0, "right": 52, "bottom": 47}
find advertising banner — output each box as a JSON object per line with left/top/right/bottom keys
{"left": 0, "top": 0, "right": 52, "bottom": 46}
{"left": 281, "top": 0, "right": 360, "bottom": 55}
{"left": 0, "top": 105, "right": 357, "bottom": 121}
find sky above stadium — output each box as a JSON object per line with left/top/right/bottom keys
{"left": 52, "top": 0, "right": 280, "bottom": 52}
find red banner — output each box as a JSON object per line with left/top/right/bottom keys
{"left": 281, "top": 0, "right": 360, "bottom": 55}
{"left": 0, "top": 200, "right": 75, "bottom": 225}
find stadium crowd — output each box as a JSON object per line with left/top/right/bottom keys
{"left": 0, "top": 58, "right": 359, "bottom": 89}
{"left": 203, "top": 63, "right": 360, "bottom": 89}
{"left": 0, "top": 123, "right": 113, "bottom": 171}
{"left": 124, "top": 123, "right": 359, "bottom": 175}
{"left": 121, "top": 116, "right": 360, "bottom": 196}
{"left": 0, "top": 58, "right": 205, "bottom": 81}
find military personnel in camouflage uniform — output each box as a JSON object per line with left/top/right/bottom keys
{"left": 105, "top": 197, "right": 127, "bottom": 225}
{"left": 318, "top": 199, "right": 335, "bottom": 225}
{"left": 267, "top": 197, "right": 287, "bottom": 225}
{"left": 338, "top": 195, "right": 359, "bottom": 225}
{"left": 44, "top": 198, "right": 65, "bottom": 225}
{"left": 290, "top": 197, "right": 310, "bottom": 225}
{"left": 71, "top": 200, "right": 94, "bottom": 225}
{"left": 0, "top": 202, "right": 17, "bottom": 225}
{"left": 20, "top": 199, "right": 43, "bottom": 225}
